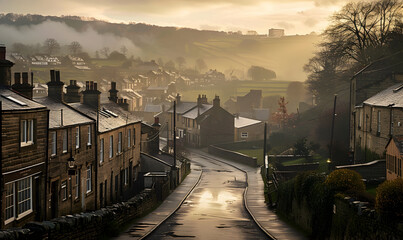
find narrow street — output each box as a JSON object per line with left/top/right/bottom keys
{"left": 144, "top": 151, "right": 268, "bottom": 239}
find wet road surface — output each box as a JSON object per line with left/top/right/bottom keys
{"left": 145, "top": 152, "right": 268, "bottom": 240}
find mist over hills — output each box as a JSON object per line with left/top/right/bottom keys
{"left": 0, "top": 13, "right": 320, "bottom": 81}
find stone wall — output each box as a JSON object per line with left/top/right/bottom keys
{"left": 0, "top": 190, "right": 157, "bottom": 240}
{"left": 208, "top": 145, "right": 257, "bottom": 167}
{"left": 336, "top": 160, "right": 386, "bottom": 181}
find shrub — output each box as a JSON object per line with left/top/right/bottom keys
{"left": 376, "top": 178, "right": 403, "bottom": 221}
{"left": 325, "top": 169, "right": 365, "bottom": 193}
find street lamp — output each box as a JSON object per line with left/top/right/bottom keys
{"left": 67, "top": 155, "right": 76, "bottom": 175}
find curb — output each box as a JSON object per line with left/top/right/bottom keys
{"left": 193, "top": 151, "right": 276, "bottom": 240}
{"left": 139, "top": 169, "right": 203, "bottom": 240}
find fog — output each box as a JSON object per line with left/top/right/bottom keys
{"left": 0, "top": 20, "right": 141, "bottom": 56}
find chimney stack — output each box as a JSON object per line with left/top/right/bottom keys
{"left": 65, "top": 80, "right": 81, "bottom": 103}
{"left": 12, "top": 72, "right": 34, "bottom": 99}
{"left": 14, "top": 72, "right": 21, "bottom": 85}
{"left": 213, "top": 95, "right": 220, "bottom": 108}
{"left": 47, "top": 70, "right": 64, "bottom": 102}
{"left": 117, "top": 97, "right": 129, "bottom": 111}
{"left": 197, "top": 94, "right": 202, "bottom": 107}
{"left": 83, "top": 81, "right": 101, "bottom": 110}
{"left": 176, "top": 93, "right": 181, "bottom": 104}
{"left": 0, "top": 45, "right": 14, "bottom": 87}
{"left": 109, "top": 82, "right": 118, "bottom": 103}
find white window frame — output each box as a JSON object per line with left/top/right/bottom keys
{"left": 87, "top": 126, "right": 92, "bottom": 146}
{"left": 61, "top": 181, "right": 67, "bottom": 201}
{"left": 5, "top": 183, "right": 15, "bottom": 224}
{"left": 51, "top": 131, "right": 57, "bottom": 156}
{"left": 118, "top": 132, "right": 122, "bottom": 153}
{"left": 86, "top": 166, "right": 92, "bottom": 193}
{"left": 241, "top": 132, "right": 248, "bottom": 138}
{"left": 16, "top": 177, "right": 33, "bottom": 219}
{"left": 109, "top": 136, "right": 113, "bottom": 158}
{"left": 124, "top": 168, "right": 129, "bottom": 185}
{"left": 100, "top": 138, "right": 104, "bottom": 163}
{"left": 62, "top": 129, "right": 68, "bottom": 153}
{"left": 20, "top": 119, "right": 34, "bottom": 146}
{"left": 75, "top": 126, "right": 80, "bottom": 149}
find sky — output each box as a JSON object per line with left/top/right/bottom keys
{"left": 1, "top": 0, "right": 357, "bottom": 35}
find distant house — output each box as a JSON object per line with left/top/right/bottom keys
{"left": 237, "top": 90, "right": 262, "bottom": 113}
{"left": 385, "top": 136, "right": 403, "bottom": 180}
{"left": 165, "top": 94, "right": 234, "bottom": 147}
{"left": 352, "top": 83, "right": 403, "bottom": 163}
{"left": 350, "top": 52, "right": 403, "bottom": 154}
{"left": 268, "top": 28, "right": 285, "bottom": 38}
{"left": 234, "top": 116, "right": 264, "bottom": 142}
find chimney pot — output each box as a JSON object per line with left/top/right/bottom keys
{"left": 14, "top": 72, "right": 21, "bottom": 85}
{"left": 86, "top": 81, "right": 89, "bottom": 90}
{"left": 31, "top": 72, "right": 34, "bottom": 86}
{"left": 0, "top": 45, "right": 5, "bottom": 60}
{"left": 94, "top": 82, "right": 97, "bottom": 90}
{"left": 22, "top": 72, "right": 29, "bottom": 84}
{"left": 70, "top": 80, "right": 74, "bottom": 86}
{"left": 55, "top": 70, "right": 60, "bottom": 82}
{"left": 50, "top": 70, "right": 56, "bottom": 82}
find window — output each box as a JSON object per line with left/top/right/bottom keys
{"left": 241, "top": 132, "right": 248, "bottom": 138}
{"left": 86, "top": 166, "right": 92, "bottom": 193}
{"left": 75, "top": 126, "right": 80, "bottom": 149}
{"left": 51, "top": 131, "right": 57, "bottom": 156}
{"left": 118, "top": 132, "right": 122, "bottom": 153}
{"left": 17, "top": 177, "right": 32, "bottom": 216}
{"left": 20, "top": 119, "right": 34, "bottom": 146}
{"left": 63, "top": 129, "right": 68, "bottom": 153}
{"left": 377, "top": 111, "right": 381, "bottom": 134}
{"left": 100, "top": 138, "right": 104, "bottom": 163}
{"left": 61, "top": 181, "right": 67, "bottom": 201}
{"left": 128, "top": 129, "right": 131, "bottom": 148}
{"left": 75, "top": 170, "right": 80, "bottom": 199}
{"left": 109, "top": 136, "right": 113, "bottom": 158}
{"left": 87, "top": 126, "right": 92, "bottom": 146}
{"left": 124, "top": 168, "right": 129, "bottom": 185}
{"left": 5, "top": 183, "right": 15, "bottom": 223}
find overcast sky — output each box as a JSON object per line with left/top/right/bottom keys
{"left": 1, "top": 0, "right": 356, "bottom": 35}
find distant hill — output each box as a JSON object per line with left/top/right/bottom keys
{"left": 0, "top": 13, "right": 321, "bottom": 81}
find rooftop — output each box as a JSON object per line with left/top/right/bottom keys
{"left": 363, "top": 83, "right": 403, "bottom": 108}
{"left": 35, "top": 97, "right": 94, "bottom": 129}
{"left": 0, "top": 88, "right": 46, "bottom": 111}
{"left": 235, "top": 116, "right": 262, "bottom": 128}
{"left": 182, "top": 104, "right": 213, "bottom": 119}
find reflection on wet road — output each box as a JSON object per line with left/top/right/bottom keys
{"left": 146, "top": 152, "right": 268, "bottom": 240}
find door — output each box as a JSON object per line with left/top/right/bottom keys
{"left": 99, "top": 183, "right": 104, "bottom": 208}
{"left": 51, "top": 181, "right": 59, "bottom": 219}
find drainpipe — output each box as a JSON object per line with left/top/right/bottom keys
{"left": 44, "top": 109, "right": 50, "bottom": 220}
{"left": 0, "top": 101, "right": 3, "bottom": 226}
{"left": 94, "top": 111, "right": 99, "bottom": 210}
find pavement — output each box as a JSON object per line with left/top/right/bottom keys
{"left": 115, "top": 163, "right": 202, "bottom": 240}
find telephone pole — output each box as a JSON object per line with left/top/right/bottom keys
{"left": 329, "top": 94, "right": 337, "bottom": 172}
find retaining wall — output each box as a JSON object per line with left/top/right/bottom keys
{"left": 208, "top": 145, "right": 257, "bottom": 167}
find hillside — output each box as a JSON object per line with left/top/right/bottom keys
{"left": 0, "top": 13, "right": 321, "bottom": 81}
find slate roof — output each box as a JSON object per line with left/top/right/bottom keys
{"left": 144, "top": 104, "right": 162, "bottom": 113}
{"left": 363, "top": 83, "right": 403, "bottom": 108}
{"left": 392, "top": 135, "right": 403, "bottom": 154}
{"left": 0, "top": 88, "right": 46, "bottom": 111}
{"left": 235, "top": 116, "right": 261, "bottom": 128}
{"left": 167, "top": 101, "right": 196, "bottom": 114}
{"left": 182, "top": 104, "right": 213, "bottom": 119}
{"left": 69, "top": 102, "right": 141, "bottom": 133}
{"left": 35, "top": 97, "right": 94, "bottom": 129}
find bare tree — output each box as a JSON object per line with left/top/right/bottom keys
{"left": 324, "top": 0, "right": 402, "bottom": 64}
{"left": 43, "top": 38, "right": 60, "bottom": 55}
{"left": 120, "top": 45, "right": 128, "bottom": 56}
{"left": 99, "top": 47, "right": 110, "bottom": 58}
{"left": 69, "top": 41, "right": 82, "bottom": 55}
